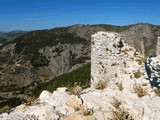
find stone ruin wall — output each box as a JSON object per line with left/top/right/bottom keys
{"left": 91, "top": 31, "right": 160, "bottom": 88}
{"left": 156, "top": 36, "right": 160, "bottom": 56}
{"left": 91, "top": 32, "right": 124, "bottom": 88}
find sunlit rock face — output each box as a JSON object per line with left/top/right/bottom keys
{"left": 91, "top": 32, "right": 124, "bottom": 87}
{"left": 156, "top": 37, "right": 160, "bottom": 56}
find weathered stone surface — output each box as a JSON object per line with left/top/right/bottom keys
{"left": 67, "top": 95, "right": 82, "bottom": 110}
{"left": 156, "top": 37, "right": 160, "bottom": 56}
{"left": 39, "top": 87, "right": 70, "bottom": 107}
{"left": 64, "top": 112, "right": 96, "bottom": 120}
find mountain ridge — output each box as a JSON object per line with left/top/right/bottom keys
{"left": 0, "top": 30, "right": 28, "bottom": 44}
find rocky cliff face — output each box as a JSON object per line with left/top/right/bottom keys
{"left": 0, "top": 29, "right": 90, "bottom": 88}
{"left": 1, "top": 32, "right": 160, "bottom": 120}
{"left": 121, "top": 24, "right": 160, "bottom": 56}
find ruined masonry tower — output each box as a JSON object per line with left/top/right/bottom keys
{"left": 91, "top": 32, "right": 124, "bottom": 88}
{"left": 156, "top": 37, "right": 160, "bottom": 56}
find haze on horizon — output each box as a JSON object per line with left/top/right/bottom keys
{"left": 0, "top": 0, "right": 160, "bottom": 31}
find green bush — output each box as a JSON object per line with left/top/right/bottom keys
{"left": 31, "top": 54, "right": 49, "bottom": 67}
{"left": 0, "top": 97, "right": 26, "bottom": 113}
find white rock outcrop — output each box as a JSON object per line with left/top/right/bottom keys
{"left": 1, "top": 32, "right": 160, "bottom": 120}
{"left": 91, "top": 32, "right": 125, "bottom": 87}
{"left": 156, "top": 36, "right": 160, "bottom": 56}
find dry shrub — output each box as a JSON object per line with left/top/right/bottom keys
{"left": 109, "top": 107, "right": 133, "bottom": 120}
{"left": 153, "top": 89, "right": 160, "bottom": 96}
{"left": 123, "top": 61, "right": 127, "bottom": 67}
{"left": 113, "top": 43, "right": 116, "bottom": 48}
{"left": 135, "top": 58, "right": 143, "bottom": 65}
{"left": 111, "top": 97, "right": 121, "bottom": 108}
{"left": 133, "top": 70, "right": 143, "bottom": 79}
{"left": 135, "top": 56, "right": 147, "bottom": 65}
{"left": 142, "top": 83, "right": 148, "bottom": 86}
{"left": 111, "top": 63, "right": 117, "bottom": 66}
{"left": 95, "top": 80, "right": 108, "bottom": 90}
{"left": 81, "top": 105, "right": 93, "bottom": 116}
{"left": 68, "top": 83, "right": 82, "bottom": 95}
{"left": 116, "top": 82, "right": 123, "bottom": 91}
{"left": 133, "top": 84, "right": 147, "bottom": 97}
{"left": 26, "top": 96, "right": 37, "bottom": 106}
{"left": 115, "top": 73, "right": 118, "bottom": 77}
{"left": 109, "top": 97, "right": 133, "bottom": 120}
{"left": 0, "top": 105, "right": 11, "bottom": 113}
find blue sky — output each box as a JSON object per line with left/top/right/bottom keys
{"left": 0, "top": 0, "right": 160, "bottom": 31}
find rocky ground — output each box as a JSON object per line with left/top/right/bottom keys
{"left": 1, "top": 32, "right": 160, "bottom": 120}
{"left": 0, "top": 85, "right": 160, "bottom": 120}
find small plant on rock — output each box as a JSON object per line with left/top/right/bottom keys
{"left": 81, "top": 105, "right": 93, "bottom": 116}
{"left": 135, "top": 56, "right": 147, "bottom": 65}
{"left": 106, "top": 48, "right": 109, "bottom": 51}
{"left": 102, "top": 65, "right": 105, "bottom": 68}
{"left": 26, "top": 96, "right": 37, "bottom": 106}
{"left": 133, "top": 84, "right": 147, "bottom": 97}
{"left": 111, "top": 63, "right": 117, "bottom": 66}
{"left": 109, "top": 97, "right": 133, "bottom": 120}
{"left": 95, "top": 80, "right": 108, "bottom": 90}
{"left": 68, "top": 82, "right": 82, "bottom": 95}
{"left": 113, "top": 43, "right": 116, "bottom": 48}
{"left": 135, "top": 58, "right": 143, "bottom": 65}
{"left": 123, "top": 61, "right": 127, "bottom": 67}
{"left": 109, "top": 107, "right": 133, "bottom": 120}
{"left": 153, "top": 88, "right": 160, "bottom": 96}
{"left": 115, "top": 73, "right": 118, "bottom": 77}
{"left": 116, "top": 82, "right": 123, "bottom": 91}
{"left": 133, "top": 70, "right": 143, "bottom": 79}
{"left": 111, "top": 97, "right": 121, "bottom": 108}
{"left": 142, "top": 83, "right": 148, "bottom": 86}
{"left": 0, "top": 105, "right": 11, "bottom": 113}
